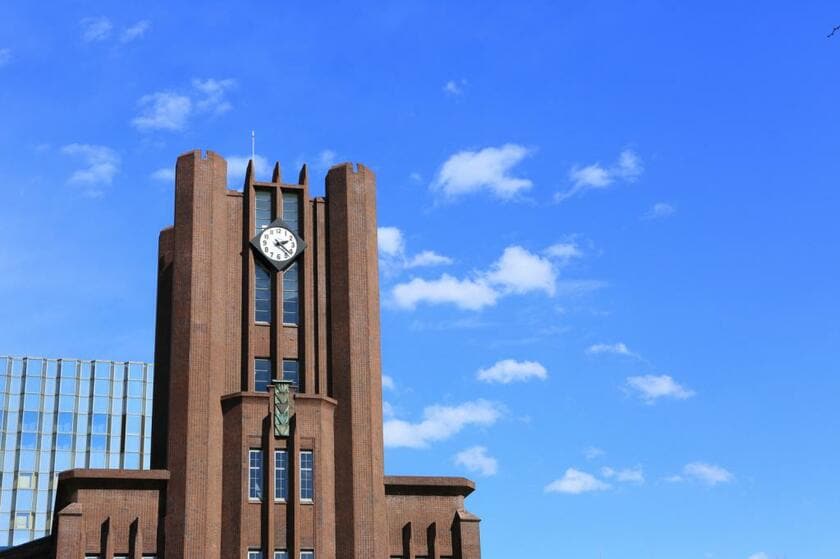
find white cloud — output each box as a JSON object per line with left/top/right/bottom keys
{"left": 555, "top": 149, "right": 642, "bottom": 202}
{"left": 644, "top": 202, "right": 676, "bottom": 219}
{"left": 384, "top": 400, "right": 503, "bottom": 448}
{"left": 486, "top": 246, "right": 555, "bottom": 296}
{"left": 382, "top": 375, "right": 395, "bottom": 391}
{"left": 405, "top": 250, "right": 453, "bottom": 268}
{"left": 392, "top": 275, "right": 497, "bottom": 311}
{"left": 377, "top": 227, "right": 405, "bottom": 257}
{"left": 681, "top": 462, "right": 734, "bottom": 486}
{"left": 587, "top": 342, "right": 638, "bottom": 358}
{"left": 615, "top": 149, "right": 643, "bottom": 180}
{"left": 390, "top": 244, "right": 599, "bottom": 311}
{"left": 545, "top": 468, "right": 610, "bottom": 494}
{"left": 626, "top": 374, "right": 695, "bottom": 403}
{"left": 193, "top": 78, "right": 236, "bottom": 115}
{"left": 81, "top": 17, "right": 113, "bottom": 42}
{"left": 120, "top": 20, "right": 150, "bottom": 43}
{"left": 0, "top": 48, "right": 11, "bottom": 67}
{"left": 583, "top": 447, "right": 605, "bottom": 460}
{"left": 544, "top": 242, "right": 583, "bottom": 262}
{"left": 748, "top": 553, "right": 769, "bottom": 559}
{"left": 432, "top": 144, "right": 532, "bottom": 200}
{"left": 382, "top": 401, "right": 395, "bottom": 418}
{"left": 227, "top": 154, "right": 270, "bottom": 187}
{"left": 61, "top": 144, "right": 120, "bottom": 196}
{"left": 601, "top": 466, "right": 644, "bottom": 484}
{"left": 443, "top": 79, "right": 467, "bottom": 96}
{"left": 316, "top": 149, "right": 338, "bottom": 170}
{"left": 132, "top": 92, "right": 192, "bottom": 131}
{"left": 476, "top": 359, "right": 548, "bottom": 384}
{"left": 454, "top": 446, "right": 497, "bottom": 476}
{"left": 132, "top": 79, "right": 235, "bottom": 132}
{"left": 378, "top": 226, "right": 453, "bottom": 273}
{"left": 150, "top": 168, "right": 174, "bottom": 182}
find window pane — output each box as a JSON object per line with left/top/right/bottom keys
{"left": 254, "top": 359, "right": 272, "bottom": 393}
{"left": 282, "top": 191, "right": 300, "bottom": 234}
{"left": 282, "top": 263, "right": 299, "bottom": 325}
{"left": 300, "top": 451, "right": 313, "bottom": 501}
{"left": 255, "top": 190, "right": 273, "bottom": 233}
{"left": 255, "top": 262, "right": 273, "bottom": 324}
{"left": 282, "top": 360, "right": 299, "bottom": 391}
{"left": 249, "top": 449, "right": 263, "bottom": 500}
{"left": 274, "top": 450, "right": 288, "bottom": 501}
{"left": 300, "top": 551, "right": 314, "bottom": 559}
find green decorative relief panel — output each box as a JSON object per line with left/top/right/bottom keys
{"left": 273, "top": 380, "right": 294, "bottom": 437}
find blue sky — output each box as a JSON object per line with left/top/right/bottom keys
{"left": 1, "top": 2, "right": 839, "bottom": 558}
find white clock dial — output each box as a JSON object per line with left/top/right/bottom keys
{"left": 259, "top": 226, "right": 298, "bottom": 262}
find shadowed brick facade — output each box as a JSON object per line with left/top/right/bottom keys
{"left": 0, "top": 150, "right": 481, "bottom": 559}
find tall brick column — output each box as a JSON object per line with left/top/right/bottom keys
{"left": 327, "top": 163, "right": 389, "bottom": 559}
{"left": 162, "top": 150, "right": 229, "bottom": 559}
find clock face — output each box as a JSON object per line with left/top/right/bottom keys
{"left": 258, "top": 226, "right": 298, "bottom": 262}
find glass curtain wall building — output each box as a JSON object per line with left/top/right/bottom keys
{"left": 0, "top": 356, "right": 153, "bottom": 548}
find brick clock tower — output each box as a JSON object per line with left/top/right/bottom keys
{"left": 0, "top": 150, "right": 482, "bottom": 559}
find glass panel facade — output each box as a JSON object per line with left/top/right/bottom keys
{"left": 0, "top": 357, "right": 153, "bottom": 549}
{"left": 254, "top": 359, "right": 272, "bottom": 393}
{"left": 255, "top": 262, "right": 273, "bottom": 324}
{"left": 299, "top": 450, "right": 313, "bottom": 502}
{"left": 274, "top": 450, "right": 287, "bottom": 501}
{"left": 255, "top": 190, "right": 273, "bottom": 233}
{"left": 282, "top": 263, "right": 299, "bottom": 325}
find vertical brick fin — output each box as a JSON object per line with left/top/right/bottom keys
{"left": 164, "top": 150, "right": 229, "bottom": 559}
{"left": 53, "top": 504, "right": 84, "bottom": 559}
{"left": 326, "top": 162, "right": 388, "bottom": 559}
{"left": 453, "top": 511, "right": 482, "bottom": 559}
{"left": 151, "top": 227, "right": 174, "bottom": 470}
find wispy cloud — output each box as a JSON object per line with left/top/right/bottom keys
{"left": 192, "top": 78, "right": 236, "bottom": 114}
{"left": 601, "top": 466, "right": 645, "bottom": 484}
{"left": 555, "top": 149, "right": 642, "bottom": 202}
{"left": 61, "top": 144, "right": 120, "bottom": 197}
{"left": 382, "top": 374, "right": 395, "bottom": 391}
{"left": 383, "top": 399, "right": 503, "bottom": 448}
{"left": 545, "top": 468, "right": 610, "bottom": 494}
{"left": 443, "top": 79, "right": 467, "bottom": 96}
{"left": 432, "top": 144, "right": 533, "bottom": 200}
{"left": 132, "top": 92, "right": 192, "bottom": 131}
{"left": 544, "top": 242, "right": 583, "bottom": 263}
{"left": 80, "top": 17, "right": 113, "bottom": 42}
{"left": 132, "top": 79, "right": 236, "bottom": 132}
{"left": 454, "top": 446, "right": 497, "bottom": 476}
{"left": 669, "top": 462, "right": 734, "bottom": 486}
{"left": 748, "top": 553, "right": 770, "bottom": 559}
{"left": 644, "top": 202, "right": 676, "bottom": 219}
{"left": 391, "top": 244, "right": 600, "bottom": 311}
{"left": 476, "top": 359, "right": 548, "bottom": 384}
{"left": 583, "top": 446, "right": 605, "bottom": 460}
{"left": 120, "top": 20, "right": 150, "bottom": 43}
{"left": 150, "top": 167, "right": 174, "bottom": 183}
{"left": 378, "top": 226, "right": 453, "bottom": 275}
{"left": 0, "top": 48, "right": 11, "bottom": 67}
{"left": 586, "top": 342, "right": 639, "bottom": 358}
{"left": 626, "top": 374, "right": 695, "bottom": 403}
